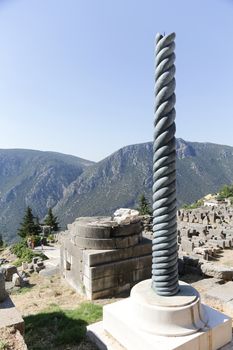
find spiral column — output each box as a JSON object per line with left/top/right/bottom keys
{"left": 152, "top": 32, "right": 179, "bottom": 296}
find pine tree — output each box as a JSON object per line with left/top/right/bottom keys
{"left": 17, "top": 207, "right": 41, "bottom": 238}
{"left": 44, "top": 208, "right": 59, "bottom": 232}
{"left": 137, "top": 194, "right": 152, "bottom": 216}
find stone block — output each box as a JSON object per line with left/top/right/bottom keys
{"left": 12, "top": 273, "right": 22, "bottom": 287}
{"left": 181, "top": 239, "right": 194, "bottom": 253}
{"left": 86, "top": 283, "right": 131, "bottom": 300}
{"left": 84, "top": 255, "right": 151, "bottom": 279}
{"left": 4, "top": 265, "right": 18, "bottom": 282}
{"left": 204, "top": 282, "right": 233, "bottom": 304}
{"left": 0, "top": 297, "right": 24, "bottom": 335}
{"left": 84, "top": 240, "right": 151, "bottom": 267}
{"left": 74, "top": 233, "right": 140, "bottom": 250}
{"left": 84, "top": 266, "right": 151, "bottom": 293}
{"left": 201, "top": 263, "right": 233, "bottom": 281}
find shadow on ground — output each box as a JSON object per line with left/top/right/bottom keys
{"left": 24, "top": 303, "right": 102, "bottom": 350}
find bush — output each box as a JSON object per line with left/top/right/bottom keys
{"left": 11, "top": 239, "right": 47, "bottom": 264}
{"left": 182, "top": 199, "right": 204, "bottom": 210}
{"left": 47, "top": 234, "right": 55, "bottom": 243}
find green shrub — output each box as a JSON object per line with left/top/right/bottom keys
{"left": 182, "top": 199, "right": 204, "bottom": 210}
{"left": 11, "top": 239, "right": 28, "bottom": 257}
{"left": 11, "top": 239, "right": 47, "bottom": 263}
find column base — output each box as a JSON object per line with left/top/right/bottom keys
{"left": 87, "top": 280, "right": 232, "bottom": 350}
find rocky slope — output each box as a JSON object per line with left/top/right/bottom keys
{"left": 54, "top": 139, "right": 233, "bottom": 228}
{"left": 2, "top": 139, "right": 233, "bottom": 242}
{"left": 0, "top": 149, "right": 94, "bottom": 242}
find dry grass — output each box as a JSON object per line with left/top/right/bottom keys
{"left": 10, "top": 274, "right": 86, "bottom": 317}
{"left": 0, "top": 327, "right": 27, "bottom": 350}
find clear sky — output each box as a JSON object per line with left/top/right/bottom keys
{"left": 0, "top": 0, "right": 233, "bottom": 161}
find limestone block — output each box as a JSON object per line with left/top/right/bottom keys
{"left": 0, "top": 297, "right": 24, "bottom": 335}
{"left": 86, "top": 283, "right": 131, "bottom": 300}
{"left": 84, "top": 266, "right": 151, "bottom": 293}
{"left": 12, "top": 273, "right": 22, "bottom": 287}
{"left": 74, "top": 233, "right": 140, "bottom": 250}
{"left": 201, "top": 263, "right": 233, "bottom": 281}
{"left": 21, "top": 262, "right": 28, "bottom": 270}
{"left": 204, "top": 282, "right": 233, "bottom": 304}
{"left": 224, "top": 239, "right": 232, "bottom": 248}
{"left": 4, "top": 265, "right": 18, "bottom": 282}
{"left": 82, "top": 242, "right": 151, "bottom": 270}
{"left": 84, "top": 255, "right": 151, "bottom": 279}
{"left": 181, "top": 239, "right": 194, "bottom": 253}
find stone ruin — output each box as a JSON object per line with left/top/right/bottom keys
{"left": 177, "top": 205, "right": 233, "bottom": 279}
{"left": 60, "top": 209, "right": 152, "bottom": 299}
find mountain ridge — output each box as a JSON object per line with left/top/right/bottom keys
{"left": 1, "top": 139, "right": 233, "bottom": 242}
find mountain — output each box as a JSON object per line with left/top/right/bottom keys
{"left": 54, "top": 139, "right": 233, "bottom": 228}
{"left": 2, "top": 139, "right": 233, "bottom": 242}
{"left": 0, "top": 149, "right": 94, "bottom": 242}
{"left": 54, "top": 142, "right": 153, "bottom": 226}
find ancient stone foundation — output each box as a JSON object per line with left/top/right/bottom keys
{"left": 60, "top": 211, "right": 152, "bottom": 299}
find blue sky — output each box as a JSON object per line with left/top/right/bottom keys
{"left": 0, "top": 0, "right": 233, "bottom": 161}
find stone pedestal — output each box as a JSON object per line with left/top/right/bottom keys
{"left": 87, "top": 280, "right": 232, "bottom": 350}
{"left": 60, "top": 216, "right": 152, "bottom": 299}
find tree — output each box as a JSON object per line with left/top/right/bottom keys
{"left": 137, "top": 194, "right": 152, "bottom": 216}
{"left": 17, "top": 207, "right": 41, "bottom": 238}
{"left": 44, "top": 208, "right": 59, "bottom": 232}
{"left": 0, "top": 234, "right": 3, "bottom": 247}
{"left": 219, "top": 184, "right": 233, "bottom": 199}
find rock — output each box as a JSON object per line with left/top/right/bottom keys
{"left": 32, "top": 257, "right": 39, "bottom": 265}
{"left": 4, "top": 265, "right": 18, "bottom": 282}
{"left": 0, "top": 272, "right": 7, "bottom": 302}
{"left": 35, "top": 265, "right": 45, "bottom": 273}
{"left": 39, "top": 266, "right": 59, "bottom": 277}
{"left": 113, "top": 208, "right": 139, "bottom": 224}
{"left": 201, "top": 263, "right": 233, "bottom": 281}
{"left": 37, "top": 261, "right": 44, "bottom": 268}
{"left": 21, "top": 262, "right": 28, "bottom": 270}
{"left": 0, "top": 258, "right": 9, "bottom": 265}
{"left": 12, "top": 273, "right": 22, "bottom": 287}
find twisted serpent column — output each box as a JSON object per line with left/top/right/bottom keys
{"left": 152, "top": 32, "right": 179, "bottom": 296}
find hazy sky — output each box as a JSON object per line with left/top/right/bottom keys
{"left": 0, "top": 0, "right": 233, "bottom": 161}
